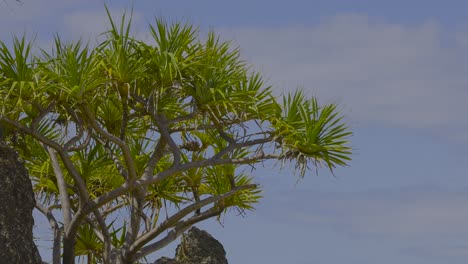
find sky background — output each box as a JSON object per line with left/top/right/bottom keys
{"left": 2, "top": 0, "right": 468, "bottom": 263}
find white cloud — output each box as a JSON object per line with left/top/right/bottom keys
{"left": 220, "top": 14, "right": 468, "bottom": 140}
{"left": 0, "top": 0, "right": 73, "bottom": 21}
{"left": 268, "top": 188, "right": 468, "bottom": 237}
{"left": 263, "top": 188, "right": 468, "bottom": 260}
{"left": 0, "top": 1, "right": 145, "bottom": 42}
{"left": 402, "top": 244, "right": 468, "bottom": 259}
{"left": 62, "top": 8, "right": 145, "bottom": 42}
{"left": 0, "top": 0, "right": 87, "bottom": 36}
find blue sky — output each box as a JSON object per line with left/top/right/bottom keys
{"left": 2, "top": 0, "right": 468, "bottom": 263}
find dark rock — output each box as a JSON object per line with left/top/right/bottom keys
{"left": 155, "top": 256, "right": 177, "bottom": 264}
{"left": 0, "top": 144, "right": 42, "bottom": 264}
{"left": 155, "top": 226, "right": 228, "bottom": 264}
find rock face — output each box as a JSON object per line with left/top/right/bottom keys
{"left": 0, "top": 144, "right": 42, "bottom": 264}
{"left": 155, "top": 226, "right": 228, "bottom": 264}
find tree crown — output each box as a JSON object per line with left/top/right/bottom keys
{"left": 0, "top": 9, "right": 352, "bottom": 263}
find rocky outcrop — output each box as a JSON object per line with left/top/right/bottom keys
{"left": 0, "top": 144, "right": 42, "bottom": 264}
{"left": 155, "top": 226, "right": 228, "bottom": 264}
{"left": 155, "top": 256, "right": 177, "bottom": 264}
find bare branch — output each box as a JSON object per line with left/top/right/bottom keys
{"left": 212, "top": 136, "right": 273, "bottom": 160}
{"left": 92, "top": 208, "right": 112, "bottom": 264}
{"left": 102, "top": 201, "right": 127, "bottom": 218}
{"left": 45, "top": 146, "right": 72, "bottom": 228}
{"left": 63, "top": 206, "right": 86, "bottom": 262}
{"left": 81, "top": 104, "right": 137, "bottom": 181}
{"left": 0, "top": 116, "right": 90, "bottom": 202}
{"left": 84, "top": 216, "right": 105, "bottom": 243}
{"left": 101, "top": 140, "right": 129, "bottom": 180}
{"left": 152, "top": 113, "right": 181, "bottom": 166}
{"left": 133, "top": 206, "right": 223, "bottom": 261}
{"left": 66, "top": 130, "right": 92, "bottom": 152}
{"left": 141, "top": 138, "right": 166, "bottom": 179}
{"left": 123, "top": 190, "right": 145, "bottom": 254}
{"left": 90, "top": 153, "right": 278, "bottom": 213}
{"left": 0, "top": 115, "right": 61, "bottom": 150}
{"left": 64, "top": 119, "right": 92, "bottom": 152}
{"left": 167, "top": 112, "right": 198, "bottom": 124}
{"left": 119, "top": 97, "right": 129, "bottom": 141}
{"left": 170, "top": 123, "right": 217, "bottom": 132}
{"left": 216, "top": 127, "right": 235, "bottom": 144}
{"left": 128, "top": 184, "right": 256, "bottom": 255}
{"left": 63, "top": 123, "right": 84, "bottom": 150}
{"left": 169, "top": 117, "right": 244, "bottom": 133}
{"left": 31, "top": 101, "right": 56, "bottom": 131}
{"left": 35, "top": 203, "right": 62, "bottom": 264}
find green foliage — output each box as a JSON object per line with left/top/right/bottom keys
{"left": 273, "top": 91, "right": 352, "bottom": 175}
{"left": 0, "top": 8, "right": 351, "bottom": 263}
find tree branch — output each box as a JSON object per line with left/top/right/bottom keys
{"left": 101, "top": 139, "right": 129, "bottom": 180}
{"left": 141, "top": 138, "right": 166, "bottom": 179}
{"left": 89, "top": 153, "right": 278, "bottom": 214}
{"left": 45, "top": 146, "right": 72, "bottom": 228}
{"left": 170, "top": 123, "right": 217, "bottom": 133}
{"left": 167, "top": 112, "right": 198, "bottom": 124}
{"left": 212, "top": 136, "right": 272, "bottom": 160}
{"left": 133, "top": 206, "right": 223, "bottom": 261}
{"left": 102, "top": 201, "right": 127, "bottom": 218}
{"left": 31, "top": 101, "right": 56, "bottom": 131}
{"left": 0, "top": 115, "right": 90, "bottom": 202}
{"left": 92, "top": 208, "right": 112, "bottom": 264}
{"left": 35, "top": 203, "right": 62, "bottom": 264}
{"left": 119, "top": 89, "right": 129, "bottom": 141}
{"left": 128, "top": 184, "right": 256, "bottom": 255}
{"left": 152, "top": 113, "right": 181, "bottom": 166}
{"left": 63, "top": 121, "right": 90, "bottom": 151}
{"left": 81, "top": 104, "right": 137, "bottom": 181}
{"left": 123, "top": 191, "right": 145, "bottom": 253}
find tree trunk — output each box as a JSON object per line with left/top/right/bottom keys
{"left": 62, "top": 237, "right": 73, "bottom": 264}
{"left": 0, "top": 143, "right": 43, "bottom": 264}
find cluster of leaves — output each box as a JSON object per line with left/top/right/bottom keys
{"left": 0, "top": 9, "right": 351, "bottom": 264}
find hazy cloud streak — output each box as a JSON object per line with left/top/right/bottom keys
{"left": 221, "top": 14, "right": 468, "bottom": 141}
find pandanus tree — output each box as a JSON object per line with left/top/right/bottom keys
{"left": 0, "top": 9, "right": 352, "bottom": 264}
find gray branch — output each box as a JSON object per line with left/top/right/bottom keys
{"left": 133, "top": 206, "right": 223, "bottom": 261}
{"left": 128, "top": 184, "right": 256, "bottom": 256}
{"left": 81, "top": 105, "right": 137, "bottom": 181}
{"left": 45, "top": 146, "right": 72, "bottom": 228}
{"left": 35, "top": 203, "right": 62, "bottom": 264}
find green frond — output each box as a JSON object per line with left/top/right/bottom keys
{"left": 75, "top": 223, "right": 103, "bottom": 261}
{"left": 273, "top": 91, "right": 352, "bottom": 176}
{"left": 40, "top": 36, "right": 105, "bottom": 103}
{"left": 201, "top": 165, "right": 262, "bottom": 213}
{"left": 0, "top": 36, "right": 37, "bottom": 115}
